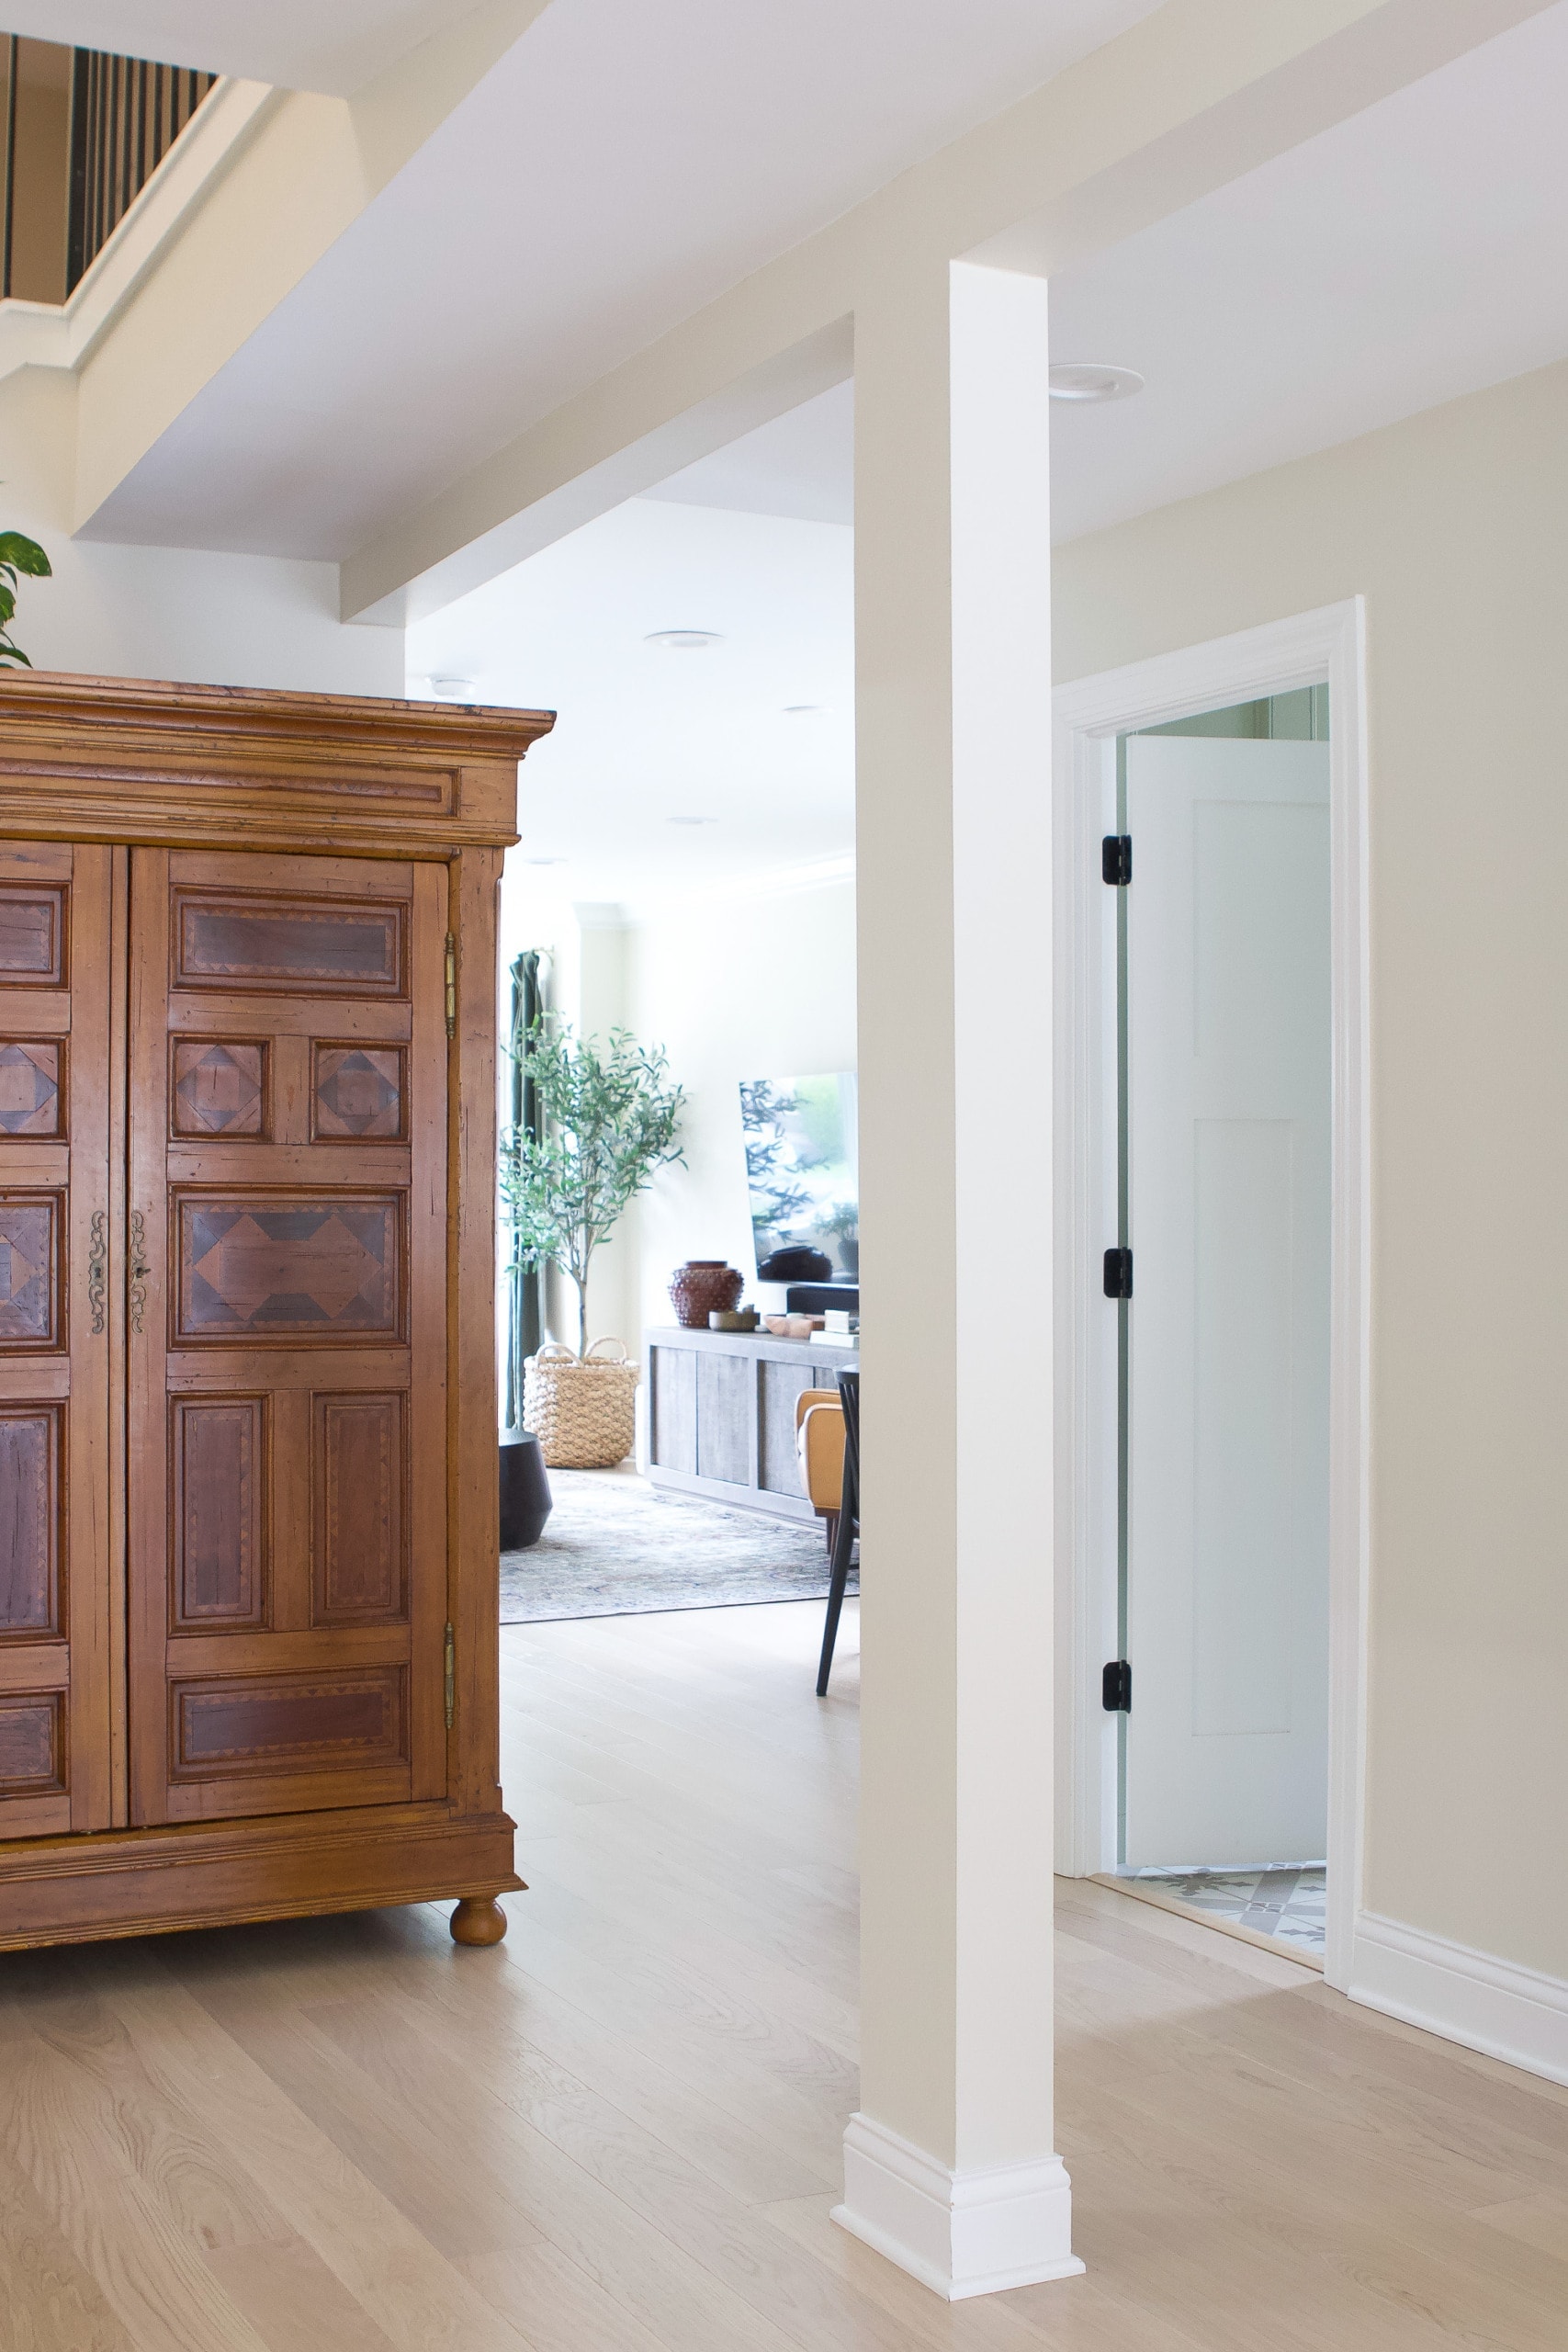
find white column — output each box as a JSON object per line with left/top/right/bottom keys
{"left": 841, "top": 256, "right": 1075, "bottom": 2300}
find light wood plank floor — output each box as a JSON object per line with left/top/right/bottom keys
{"left": 5, "top": 1597, "right": 1568, "bottom": 2348}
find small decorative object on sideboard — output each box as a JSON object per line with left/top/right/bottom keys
{"left": 709, "top": 1307, "right": 760, "bottom": 1331}
{"left": 669, "top": 1259, "right": 745, "bottom": 1327}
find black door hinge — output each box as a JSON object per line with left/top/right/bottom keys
{"left": 1103, "top": 1659, "right": 1132, "bottom": 1713}
{"left": 1103, "top": 1247, "right": 1133, "bottom": 1299}
{"left": 1102, "top": 834, "right": 1132, "bottom": 886}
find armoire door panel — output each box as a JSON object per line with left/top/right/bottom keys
{"left": 171, "top": 1396, "right": 268, "bottom": 1629}
{"left": 0, "top": 1042, "right": 64, "bottom": 1136}
{"left": 0, "top": 841, "right": 114, "bottom": 1839}
{"left": 170, "top": 1040, "right": 269, "bottom": 1137}
{"left": 173, "top": 890, "right": 407, "bottom": 997}
{"left": 0, "top": 881, "right": 69, "bottom": 984}
{"left": 129, "top": 847, "right": 448, "bottom": 1827}
{"left": 173, "top": 1193, "right": 404, "bottom": 1342}
{"left": 0, "top": 1401, "right": 62, "bottom": 1634}
{"left": 313, "top": 1391, "right": 406, "bottom": 1624}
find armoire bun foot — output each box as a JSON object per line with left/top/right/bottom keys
{"left": 450, "top": 1895, "right": 509, "bottom": 1946}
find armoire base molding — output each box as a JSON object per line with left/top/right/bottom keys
{"left": 0, "top": 1802, "right": 522, "bottom": 1951}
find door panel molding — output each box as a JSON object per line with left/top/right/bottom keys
{"left": 1053, "top": 598, "right": 1370, "bottom": 1996}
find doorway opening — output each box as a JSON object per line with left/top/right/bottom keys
{"left": 1054, "top": 603, "right": 1370, "bottom": 1995}
{"left": 1108, "top": 686, "right": 1330, "bottom": 1962}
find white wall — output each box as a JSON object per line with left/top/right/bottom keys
{"left": 0, "top": 370, "right": 401, "bottom": 694}
{"left": 495, "top": 858, "right": 857, "bottom": 1417}
{"left": 626, "top": 875, "right": 857, "bottom": 1350}
{"left": 1055, "top": 356, "right": 1568, "bottom": 1995}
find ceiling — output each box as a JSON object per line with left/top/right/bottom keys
{"left": 82, "top": 0, "right": 1164, "bottom": 556}
{"left": 0, "top": 0, "right": 487, "bottom": 94}
{"left": 406, "top": 499, "right": 854, "bottom": 900}
{"left": 640, "top": 5, "right": 1568, "bottom": 548}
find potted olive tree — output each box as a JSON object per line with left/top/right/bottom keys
{"left": 499, "top": 1013, "right": 683, "bottom": 1474}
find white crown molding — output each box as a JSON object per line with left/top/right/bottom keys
{"left": 0, "top": 77, "right": 280, "bottom": 385}
{"left": 834, "top": 2112, "right": 1083, "bottom": 2301}
{"left": 1351, "top": 1912, "right": 1568, "bottom": 2088}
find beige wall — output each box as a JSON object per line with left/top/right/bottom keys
{"left": 1054, "top": 357, "right": 1568, "bottom": 1982}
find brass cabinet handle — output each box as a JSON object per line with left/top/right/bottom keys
{"left": 87, "top": 1211, "right": 107, "bottom": 1335}
{"left": 128, "top": 1209, "right": 150, "bottom": 1336}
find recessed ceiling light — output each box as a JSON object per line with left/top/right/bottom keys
{"left": 644, "top": 629, "right": 725, "bottom": 650}
{"left": 427, "top": 674, "right": 476, "bottom": 699}
{"left": 525, "top": 856, "right": 567, "bottom": 866}
{"left": 1048, "top": 363, "right": 1145, "bottom": 403}
{"left": 667, "top": 815, "right": 717, "bottom": 827}
{"left": 782, "top": 704, "right": 823, "bottom": 715}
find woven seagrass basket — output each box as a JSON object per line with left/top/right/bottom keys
{"left": 523, "top": 1339, "right": 639, "bottom": 1468}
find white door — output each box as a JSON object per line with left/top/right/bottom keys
{"left": 1123, "top": 735, "right": 1330, "bottom": 1867}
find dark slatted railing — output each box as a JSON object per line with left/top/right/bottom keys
{"left": 0, "top": 37, "right": 216, "bottom": 302}
{"left": 67, "top": 51, "right": 217, "bottom": 291}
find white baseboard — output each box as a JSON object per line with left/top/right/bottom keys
{"left": 1350, "top": 1911, "right": 1568, "bottom": 2087}
{"left": 833, "top": 2112, "right": 1085, "bottom": 2301}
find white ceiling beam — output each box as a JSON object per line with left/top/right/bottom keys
{"left": 71, "top": 0, "right": 552, "bottom": 531}
{"left": 340, "top": 0, "right": 1555, "bottom": 623}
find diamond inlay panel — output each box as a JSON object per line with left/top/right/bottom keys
{"left": 175, "top": 893, "right": 404, "bottom": 997}
{"left": 312, "top": 1046, "right": 404, "bottom": 1141}
{"left": 0, "top": 1043, "right": 62, "bottom": 1136}
{"left": 0, "top": 1196, "right": 60, "bottom": 1347}
{"left": 0, "top": 885, "right": 65, "bottom": 985}
{"left": 172, "top": 1041, "right": 266, "bottom": 1136}
{"left": 175, "top": 1194, "right": 402, "bottom": 1342}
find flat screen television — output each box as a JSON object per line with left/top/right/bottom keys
{"left": 739, "top": 1071, "right": 858, "bottom": 1281}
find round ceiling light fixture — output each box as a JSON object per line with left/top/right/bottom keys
{"left": 1048, "top": 362, "right": 1145, "bottom": 403}
{"left": 667, "top": 814, "right": 717, "bottom": 827}
{"left": 525, "top": 855, "right": 567, "bottom": 867}
{"left": 427, "top": 674, "right": 476, "bottom": 700}
{"left": 644, "top": 628, "right": 725, "bottom": 650}
{"left": 782, "top": 703, "right": 823, "bottom": 715}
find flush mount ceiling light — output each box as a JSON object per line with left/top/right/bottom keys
{"left": 1048, "top": 362, "right": 1145, "bottom": 403}
{"left": 782, "top": 703, "right": 823, "bottom": 715}
{"left": 525, "top": 856, "right": 567, "bottom": 866}
{"left": 427, "top": 674, "right": 476, "bottom": 700}
{"left": 644, "top": 628, "right": 725, "bottom": 650}
{"left": 667, "top": 815, "right": 717, "bottom": 827}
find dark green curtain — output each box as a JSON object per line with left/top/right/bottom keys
{"left": 503, "top": 949, "right": 547, "bottom": 1430}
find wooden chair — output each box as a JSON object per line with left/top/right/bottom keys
{"left": 816, "top": 1372, "right": 859, "bottom": 1697}
{"left": 795, "top": 1387, "right": 846, "bottom": 1554}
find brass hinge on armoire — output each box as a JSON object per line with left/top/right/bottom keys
{"left": 0, "top": 671, "right": 552, "bottom": 1954}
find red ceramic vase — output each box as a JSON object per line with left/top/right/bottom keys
{"left": 669, "top": 1260, "right": 744, "bottom": 1328}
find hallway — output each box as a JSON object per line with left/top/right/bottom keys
{"left": 2, "top": 1600, "right": 1565, "bottom": 2348}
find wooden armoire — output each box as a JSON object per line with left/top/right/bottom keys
{"left": 0, "top": 672, "right": 552, "bottom": 1951}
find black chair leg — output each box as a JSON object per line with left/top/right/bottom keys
{"left": 817, "top": 1492, "right": 855, "bottom": 1697}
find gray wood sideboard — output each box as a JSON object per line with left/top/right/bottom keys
{"left": 645, "top": 1325, "right": 859, "bottom": 1522}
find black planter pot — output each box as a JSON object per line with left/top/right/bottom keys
{"left": 500, "top": 1430, "right": 553, "bottom": 1550}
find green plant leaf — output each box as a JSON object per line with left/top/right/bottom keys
{"left": 0, "top": 533, "right": 51, "bottom": 578}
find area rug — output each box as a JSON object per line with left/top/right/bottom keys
{"left": 500, "top": 1468, "right": 857, "bottom": 1624}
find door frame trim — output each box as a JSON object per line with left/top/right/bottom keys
{"left": 1052, "top": 598, "right": 1370, "bottom": 1995}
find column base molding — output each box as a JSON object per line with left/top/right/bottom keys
{"left": 833, "top": 2112, "right": 1084, "bottom": 2301}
